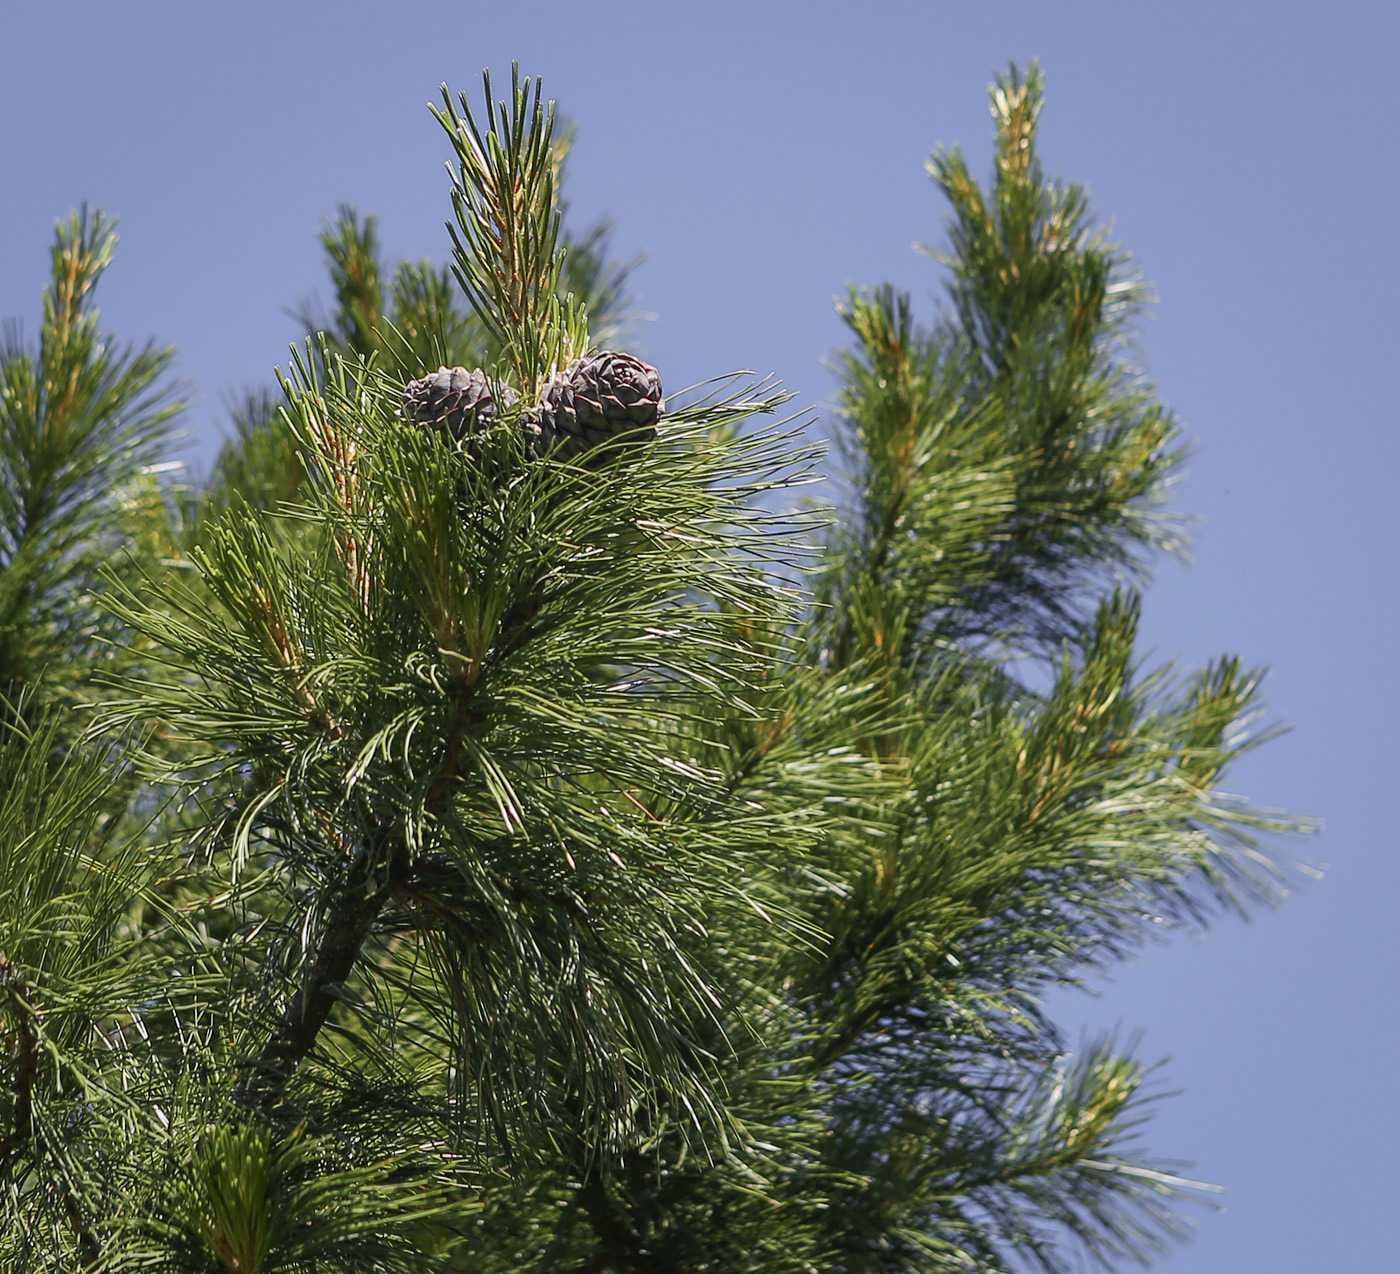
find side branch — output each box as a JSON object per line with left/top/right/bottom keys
{"left": 237, "top": 671, "right": 484, "bottom": 1111}
{"left": 0, "top": 955, "right": 42, "bottom": 1157}
{"left": 236, "top": 853, "right": 391, "bottom": 1108}
{"left": 0, "top": 955, "right": 103, "bottom": 1269}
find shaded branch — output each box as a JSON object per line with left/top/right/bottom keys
{"left": 235, "top": 850, "right": 392, "bottom": 1109}
{"left": 0, "top": 955, "right": 102, "bottom": 1269}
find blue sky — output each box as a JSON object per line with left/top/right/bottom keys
{"left": 4, "top": 2, "right": 1395, "bottom": 1268}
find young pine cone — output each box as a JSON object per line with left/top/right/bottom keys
{"left": 524, "top": 351, "right": 662, "bottom": 461}
{"left": 402, "top": 367, "right": 514, "bottom": 445}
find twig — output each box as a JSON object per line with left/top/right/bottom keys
{"left": 235, "top": 852, "right": 391, "bottom": 1109}
{"left": 0, "top": 955, "right": 103, "bottom": 1268}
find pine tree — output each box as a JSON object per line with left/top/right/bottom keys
{"left": 0, "top": 64, "right": 1304, "bottom": 1273}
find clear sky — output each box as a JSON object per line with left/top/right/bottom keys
{"left": 4, "top": 2, "right": 1395, "bottom": 1269}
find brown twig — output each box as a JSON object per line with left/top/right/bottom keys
{"left": 235, "top": 850, "right": 392, "bottom": 1109}
{"left": 0, "top": 956, "right": 41, "bottom": 1158}
{"left": 0, "top": 955, "right": 103, "bottom": 1269}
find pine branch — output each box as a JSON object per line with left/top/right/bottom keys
{"left": 235, "top": 844, "right": 393, "bottom": 1109}
{"left": 0, "top": 955, "right": 41, "bottom": 1158}
{"left": 0, "top": 206, "right": 184, "bottom": 704}
{"left": 433, "top": 66, "right": 590, "bottom": 396}
{"left": 321, "top": 205, "right": 386, "bottom": 361}
{"left": 0, "top": 949, "right": 104, "bottom": 1271}
{"left": 576, "top": 1165, "right": 641, "bottom": 1274}
{"left": 823, "top": 63, "right": 1187, "bottom": 664}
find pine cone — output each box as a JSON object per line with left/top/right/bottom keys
{"left": 525, "top": 352, "right": 663, "bottom": 460}
{"left": 402, "top": 366, "right": 512, "bottom": 445}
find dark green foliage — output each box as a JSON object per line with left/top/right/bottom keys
{"left": 0, "top": 63, "right": 1306, "bottom": 1274}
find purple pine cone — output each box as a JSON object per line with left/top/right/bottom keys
{"left": 524, "top": 351, "right": 663, "bottom": 460}
{"left": 402, "top": 366, "right": 514, "bottom": 445}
